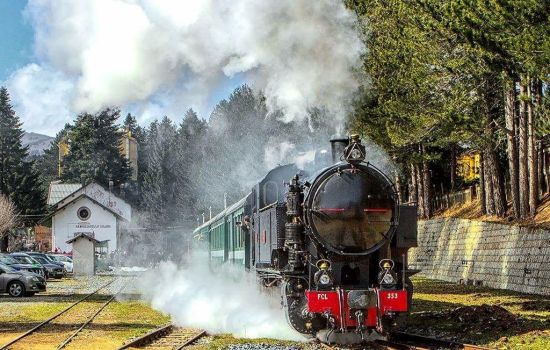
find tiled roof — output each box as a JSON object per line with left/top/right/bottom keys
{"left": 66, "top": 232, "right": 101, "bottom": 244}
{"left": 47, "top": 182, "right": 82, "bottom": 205}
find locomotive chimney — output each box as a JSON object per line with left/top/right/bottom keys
{"left": 330, "top": 137, "right": 349, "bottom": 163}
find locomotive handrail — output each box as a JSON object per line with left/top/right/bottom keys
{"left": 258, "top": 201, "right": 279, "bottom": 212}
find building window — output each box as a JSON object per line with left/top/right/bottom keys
{"left": 77, "top": 206, "right": 91, "bottom": 221}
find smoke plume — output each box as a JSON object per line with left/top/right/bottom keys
{"left": 138, "top": 257, "right": 305, "bottom": 341}
{"left": 15, "top": 0, "right": 364, "bottom": 130}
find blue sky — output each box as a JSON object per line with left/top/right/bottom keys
{"left": 0, "top": 0, "right": 244, "bottom": 135}
{"left": 0, "top": 1, "right": 33, "bottom": 81}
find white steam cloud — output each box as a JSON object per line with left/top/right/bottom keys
{"left": 5, "top": 0, "right": 364, "bottom": 134}
{"left": 5, "top": 64, "right": 75, "bottom": 136}
{"left": 139, "top": 258, "right": 304, "bottom": 341}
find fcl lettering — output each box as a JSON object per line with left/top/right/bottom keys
{"left": 317, "top": 294, "right": 328, "bottom": 300}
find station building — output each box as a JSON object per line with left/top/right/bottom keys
{"left": 46, "top": 181, "right": 132, "bottom": 253}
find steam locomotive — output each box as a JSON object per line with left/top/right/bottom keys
{"left": 192, "top": 135, "right": 417, "bottom": 344}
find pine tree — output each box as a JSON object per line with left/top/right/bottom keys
{"left": 141, "top": 117, "right": 178, "bottom": 227}
{"left": 0, "top": 87, "right": 45, "bottom": 251}
{"left": 34, "top": 124, "right": 71, "bottom": 191}
{"left": 172, "top": 109, "right": 207, "bottom": 225}
{"left": 61, "top": 108, "right": 131, "bottom": 189}
{"left": 123, "top": 113, "right": 146, "bottom": 144}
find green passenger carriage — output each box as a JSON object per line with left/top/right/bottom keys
{"left": 194, "top": 197, "right": 248, "bottom": 266}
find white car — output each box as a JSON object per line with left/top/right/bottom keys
{"left": 48, "top": 254, "right": 73, "bottom": 274}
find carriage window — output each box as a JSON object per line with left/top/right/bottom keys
{"left": 211, "top": 224, "right": 225, "bottom": 250}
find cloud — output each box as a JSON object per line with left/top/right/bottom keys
{"left": 5, "top": 63, "right": 74, "bottom": 136}
{"left": 11, "top": 0, "right": 364, "bottom": 133}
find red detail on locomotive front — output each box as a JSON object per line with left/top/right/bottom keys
{"left": 318, "top": 208, "right": 346, "bottom": 212}
{"left": 306, "top": 289, "right": 409, "bottom": 329}
{"left": 306, "top": 291, "right": 340, "bottom": 313}
{"left": 306, "top": 290, "right": 380, "bottom": 328}
{"left": 378, "top": 290, "right": 408, "bottom": 314}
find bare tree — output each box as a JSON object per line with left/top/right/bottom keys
{"left": 0, "top": 194, "right": 18, "bottom": 252}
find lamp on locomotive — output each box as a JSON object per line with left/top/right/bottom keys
{"left": 344, "top": 134, "right": 366, "bottom": 164}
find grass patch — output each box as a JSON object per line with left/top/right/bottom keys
{"left": 409, "top": 277, "right": 550, "bottom": 349}
{"left": 0, "top": 298, "right": 169, "bottom": 350}
{"left": 0, "top": 302, "right": 71, "bottom": 324}
{"left": 435, "top": 195, "right": 550, "bottom": 230}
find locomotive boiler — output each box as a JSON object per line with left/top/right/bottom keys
{"left": 193, "top": 135, "right": 418, "bottom": 344}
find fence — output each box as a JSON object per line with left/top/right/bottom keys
{"left": 431, "top": 185, "right": 480, "bottom": 212}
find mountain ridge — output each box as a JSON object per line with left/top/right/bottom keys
{"left": 22, "top": 132, "right": 54, "bottom": 156}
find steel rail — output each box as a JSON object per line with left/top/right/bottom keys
{"left": 116, "top": 325, "right": 206, "bottom": 350}
{"left": 0, "top": 278, "right": 116, "bottom": 350}
{"left": 116, "top": 324, "right": 174, "bottom": 350}
{"left": 56, "top": 279, "right": 132, "bottom": 350}
{"left": 175, "top": 330, "right": 207, "bottom": 350}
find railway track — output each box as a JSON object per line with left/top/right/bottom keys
{"left": 116, "top": 324, "right": 207, "bottom": 350}
{"left": 319, "top": 332, "right": 493, "bottom": 350}
{"left": 56, "top": 280, "right": 131, "bottom": 350}
{"left": 0, "top": 277, "right": 131, "bottom": 350}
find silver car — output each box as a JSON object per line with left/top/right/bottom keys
{"left": 0, "top": 262, "right": 46, "bottom": 297}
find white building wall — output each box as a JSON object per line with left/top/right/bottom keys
{"left": 57, "top": 183, "right": 131, "bottom": 221}
{"left": 52, "top": 197, "right": 117, "bottom": 253}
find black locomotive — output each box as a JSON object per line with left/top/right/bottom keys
{"left": 193, "top": 135, "right": 418, "bottom": 343}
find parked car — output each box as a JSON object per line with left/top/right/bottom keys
{"left": 27, "top": 252, "right": 65, "bottom": 269}
{"left": 28, "top": 255, "right": 66, "bottom": 279}
{"left": 48, "top": 254, "right": 73, "bottom": 273}
{"left": 11, "top": 253, "right": 64, "bottom": 279}
{"left": 0, "top": 262, "right": 46, "bottom": 297}
{"left": 0, "top": 253, "right": 45, "bottom": 277}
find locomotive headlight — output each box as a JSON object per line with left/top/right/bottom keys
{"left": 315, "top": 268, "right": 333, "bottom": 287}
{"left": 350, "top": 148, "right": 362, "bottom": 159}
{"left": 343, "top": 134, "right": 366, "bottom": 164}
{"left": 382, "top": 273, "right": 395, "bottom": 285}
{"left": 319, "top": 273, "right": 332, "bottom": 285}
{"left": 378, "top": 259, "right": 397, "bottom": 289}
